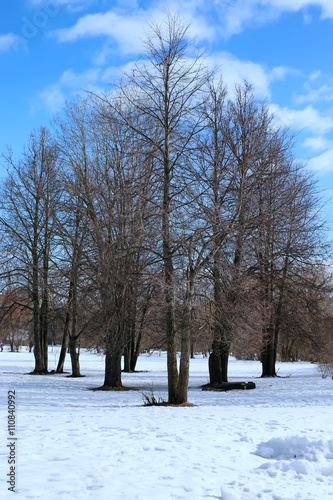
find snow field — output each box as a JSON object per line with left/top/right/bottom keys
{"left": 1, "top": 349, "right": 333, "bottom": 499}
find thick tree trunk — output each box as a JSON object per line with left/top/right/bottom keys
{"left": 209, "top": 339, "right": 223, "bottom": 385}
{"left": 69, "top": 336, "right": 81, "bottom": 377}
{"left": 261, "top": 329, "right": 277, "bottom": 377}
{"left": 103, "top": 321, "right": 123, "bottom": 388}
{"left": 220, "top": 341, "right": 230, "bottom": 383}
{"left": 104, "top": 346, "right": 122, "bottom": 388}
{"left": 165, "top": 257, "right": 178, "bottom": 401}
{"left": 209, "top": 335, "right": 231, "bottom": 384}
{"left": 167, "top": 332, "right": 178, "bottom": 403}
{"left": 176, "top": 270, "right": 195, "bottom": 404}
{"left": 209, "top": 251, "right": 227, "bottom": 385}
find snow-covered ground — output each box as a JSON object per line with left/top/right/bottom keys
{"left": 1, "top": 347, "right": 333, "bottom": 500}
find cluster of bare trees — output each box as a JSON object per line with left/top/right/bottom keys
{"left": 0, "top": 14, "right": 331, "bottom": 402}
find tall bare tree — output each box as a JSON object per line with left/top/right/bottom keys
{"left": 0, "top": 128, "right": 59, "bottom": 373}
{"left": 101, "top": 13, "right": 210, "bottom": 403}
{"left": 253, "top": 161, "right": 327, "bottom": 376}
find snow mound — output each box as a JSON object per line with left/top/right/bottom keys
{"left": 254, "top": 436, "right": 333, "bottom": 481}
{"left": 220, "top": 487, "right": 239, "bottom": 500}
{"left": 254, "top": 435, "right": 330, "bottom": 461}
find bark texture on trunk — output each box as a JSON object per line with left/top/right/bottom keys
{"left": 220, "top": 341, "right": 230, "bottom": 383}
{"left": 176, "top": 269, "right": 195, "bottom": 404}
{"left": 32, "top": 260, "right": 47, "bottom": 373}
{"left": 209, "top": 340, "right": 223, "bottom": 386}
{"left": 261, "top": 327, "right": 277, "bottom": 377}
{"left": 104, "top": 344, "right": 122, "bottom": 388}
{"left": 69, "top": 336, "right": 81, "bottom": 377}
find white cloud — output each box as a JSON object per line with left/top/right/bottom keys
{"left": 270, "top": 66, "right": 302, "bottom": 81}
{"left": 0, "top": 33, "right": 25, "bottom": 53}
{"left": 184, "top": 11, "right": 217, "bottom": 43}
{"left": 213, "top": 0, "right": 333, "bottom": 37}
{"left": 35, "top": 66, "right": 110, "bottom": 112}
{"left": 212, "top": 52, "right": 271, "bottom": 99}
{"left": 53, "top": 51, "right": 275, "bottom": 101}
{"left": 101, "top": 61, "right": 136, "bottom": 85}
{"left": 44, "top": 0, "right": 333, "bottom": 54}
{"left": 36, "top": 84, "right": 65, "bottom": 113}
{"left": 295, "top": 84, "right": 333, "bottom": 104}
{"left": 308, "top": 149, "right": 333, "bottom": 173}
{"left": 309, "top": 70, "right": 321, "bottom": 80}
{"left": 270, "top": 104, "right": 333, "bottom": 135}
{"left": 52, "top": 4, "right": 217, "bottom": 55}
{"left": 217, "top": 0, "right": 274, "bottom": 37}
{"left": 59, "top": 67, "right": 102, "bottom": 88}
{"left": 303, "top": 136, "right": 333, "bottom": 151}
{"left": 93, "top": 42, "right": 115, "bottom": 66}
{"left": 53, "top": 10, "right": 148, "bottom": 54}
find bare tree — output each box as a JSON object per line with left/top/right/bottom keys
{"left": 253, "top": 161, "right": 328, "bottom": 376}
{"left": 53, "top": 98, "right": 93, "bottom": 377}
{"left": 100, "top": 13, "right": 210, "bottom": 403}
{"left": 0, "top": 288, "right": 32, "bottom": 351}
{"left": 197, "top": 82, "right": 281, "bottom": 383}
{"left": 0, "top": 128, "right": 59, "bottom": 373}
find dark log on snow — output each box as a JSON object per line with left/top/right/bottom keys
{"left": 201, "top": 381, "right": 256, "bottom": 391}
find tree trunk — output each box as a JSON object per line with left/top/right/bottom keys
{"left": 9, "top": 332, "right": 14, "bottom": 352}
{"left": 40, "top": 293, "right": 49, "bottom": 375}
{"left": 57, "top": 278, "right": 74, "bottom": 373}
{"left": 209, "top": 339, "right": 223, "bottom": 385}
{"left": 69, "top": 336, "right": 81, "bottom": 377}
{"left": 56, "top": 310, "right": 70, "bottom": 373}
{"left": 167, "top": 332, "right": 178, "bottom": 403}
{"left": 162, "top": 96, "right": 179, "bottom": 403}
{"left": 123, "top": 344, "right": 131, "bottom": 372}
{"left": 209, "top": 247, "right": 227, "bottom": 385}
{"left": 104, "top": 345, "right": 122, "bottom": 388}
{"left": 69, "top": 274, "right": 81, "bottom": 377}
{"left": 164, "top": 253, "right": 178, "bottom": 401}
{"left": 130, "top": 328, "right": 142, "bottom": 372}
{"left": 190, "top": 338, "right": 194, "bottom": 359}
{"left": 123, "top": 298, "right": 134, "bottom": 372}
{"left": 209, "top": 334, "right": 231, "bottom": 384}
{"left": 32, "top": 255, "right": 45, "bottom": 373}
{"left": 128, "top": 290, "right": 138, "bottom": 372}
{"left": 130, "top": 286, "right": 151, "bottom": 372}
{"left": 103, "top": 320, "right": 123, "bottom": 388}
{"left": 261, "top": 328, "right": 277, "bottom": 377}
{"left": 41, "top": 185, "right": 50, "bottom": 374}
{"left": 176, "top": 269, "right": 195, "bottom": 404}
{"left": 220, "top": 341, "right": 230, "bottom": 383}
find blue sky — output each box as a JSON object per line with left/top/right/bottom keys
{"left": 1, "top": 0, "right": 333, "bottom": 225}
